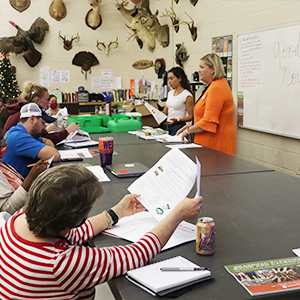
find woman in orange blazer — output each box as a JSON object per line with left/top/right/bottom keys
{"left": 178, "top": 53, "right": 236, "bottom": 155}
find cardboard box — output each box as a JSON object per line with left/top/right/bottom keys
{"left": 125, "top": 103, "right": 160, "bottom": 127}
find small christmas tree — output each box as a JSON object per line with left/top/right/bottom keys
{"left": 0, "top": 54, "right": 21, "bottom": 99}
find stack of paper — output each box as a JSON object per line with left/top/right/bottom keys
{"left": 57, "top": 129, "right": 98, "bottom": 148}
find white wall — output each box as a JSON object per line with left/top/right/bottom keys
{"left": 1, "top": 0, "right": 300, "bottom": 176}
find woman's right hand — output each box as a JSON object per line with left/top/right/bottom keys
{"left": 174, "top": 196, "right": 203, "bottom": 221}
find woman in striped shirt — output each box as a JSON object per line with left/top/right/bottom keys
{"left": 0, "top": 164, "right": 202, "bottom": 300}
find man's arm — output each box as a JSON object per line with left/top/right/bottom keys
{"left": 37, "top": 145, "right": 60, "bottom": 161}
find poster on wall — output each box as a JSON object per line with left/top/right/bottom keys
{"left": 212, "top": 35, "right": 233, "bottom": 89}
{"left": 39, "top": 66, "right": 50, "bottom": 87}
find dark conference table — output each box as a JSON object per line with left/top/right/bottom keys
{"left": 90, "top": 132, "right": 274, "bottom": 177}
{"left": 78, "top": 132, "right": 300, "bottom": 299}
{"left": 91, "top": 171, "right": 300, "bottom": 300}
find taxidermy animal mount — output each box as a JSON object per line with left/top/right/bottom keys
{"left": 86, "top": 0, "right": 102, "bottom": 30}
{"left": 96, "top": 37, "right": 119, "bottom": 56}
{"left": 59, "top": 31, "right": 80, "bottom": 51}
{"left": 190, "top": 0, "right": 198, "bottom": 5}
{"left": 0, "top": 18, "right": 49, "bottom": 67}
{"left": 116, "top": 0, "right": 169, "bottom": 52}
{"left": 177, "top": 12, "right": 197, "bottom": 41}
{"left": 161, "top": 7, "right": 180, "bottom": 33}
{"left": 175, "top": 42, "right": 189, "bottom": 67}
{"left": 72, "top": 51, "right": 99, "bottom": 79}
{"left": 10, "top": 0, "right": 30, "bottom": 12}
{"left": 49, "top": 0, "right": 67, "bottom": 21}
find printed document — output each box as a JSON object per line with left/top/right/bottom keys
{"left": 128, "top": 148, "right": 197, "bottom": 222}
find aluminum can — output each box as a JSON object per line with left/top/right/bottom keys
{"left": 196, "top": 217, "right": 215, "bottom": 255}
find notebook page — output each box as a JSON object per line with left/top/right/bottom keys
{"left": 127, "top": 256, "right": 211, "bottom": 293}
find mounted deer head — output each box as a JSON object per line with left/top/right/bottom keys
{"left": 49, "top": 0, "right": 67, "bottom": 21}
{"left": 177, "top": 12, "right": 197, "bottom": 41}
{"left": 161, "top": 7, "right": 180, "bottom": 33}
{"left": 96, "top": 37, "right": 119, "bottom": 56}
{"left": 59, "top": 31, "right": 80, "bottom": 51}
{"left": 140, "top": 10, "right": 169, "bottom": 48}
{"left": 85, "top": 0, "right": 102, "bottom": 30}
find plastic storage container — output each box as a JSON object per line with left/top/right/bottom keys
{"left": 107, "top": 116, "right": 142, "bottom": 132}
{"left": 68, "top": 115, "right": 110, "bottom": 133}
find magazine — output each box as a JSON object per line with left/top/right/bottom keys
{"left": 225, "top": 256, "right": 300, "bottom": 296}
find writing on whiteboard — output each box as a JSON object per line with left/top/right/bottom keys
{"left": 273, "top": 32, "right": 300, "bottom": 86}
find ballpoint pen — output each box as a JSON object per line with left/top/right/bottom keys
{"left": 160, "top": 267, "right": 208, "bottom": 271}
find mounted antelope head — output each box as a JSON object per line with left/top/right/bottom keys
{"left": 49, "top": 0, "right": 67, "bottom": 21}
{"left": 85, "top": 0, "right": 102, "bottom": 30}
{"left": 96, "top": 37, "right": 119, "bottom": 56}
{"left": 59, "top": 31, "right": 80, "bottom": 51}
{"left": 161, "top": 7, "right": 180, "bottom": 33}
{"left": 177, "top": 12, "right": 197, "bottom": 41}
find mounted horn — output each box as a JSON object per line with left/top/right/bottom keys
{"left": 59, "top": 31, "right": 80, "bottom": 51}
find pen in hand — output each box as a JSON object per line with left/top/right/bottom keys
{"left": 160, "top": 267, "right": 208, "bottom": 271}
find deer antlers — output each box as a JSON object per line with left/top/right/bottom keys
{"left": 58, "top": 31, "right": 80, "bottom": 51}
{"left": 96, "top": 37, "right": 119, "bottom": 56}
{"left": 161, "top": 7, "right": 180, "bottom": 33}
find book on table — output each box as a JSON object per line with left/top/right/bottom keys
{"left": 126, "top": 256, "right": 212, "bottom": 296}
{"left": 225, "top": 256, "right": 300, "bottom": 296}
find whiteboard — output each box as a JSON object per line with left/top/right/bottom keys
{"left": 238, "top": 23, "right": 300, "bottom": 139}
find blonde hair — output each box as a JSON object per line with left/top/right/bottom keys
{"left": 20, "top": 81, "right": 48, "bottom": 103}
{"left": 200, "top": 53, "right": 226, "bottom": 80}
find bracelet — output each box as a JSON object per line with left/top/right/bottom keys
{"left": 103, "top": 210, "right": 113, "bottom": 229}
{"left": 186, "top": 128, "right": 190, "bottom": 135}
{"left": 107, "top": 209, "right": 119, "bottom": 225}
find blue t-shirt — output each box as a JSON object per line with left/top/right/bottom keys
{"left": 2, "top": 123, "right": 45, "bottom": 177}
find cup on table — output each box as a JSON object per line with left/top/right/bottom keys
{"left": 98, "top": 137, "right": 114, "bottom": 167}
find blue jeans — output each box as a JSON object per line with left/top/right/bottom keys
{"left": 165, "top": 122, "right": 185, "bottom": 136}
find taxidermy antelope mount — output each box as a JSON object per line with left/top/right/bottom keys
{"left": 86, "top": 0, "right": 102, "bottom": 30}
{"left": 177, "top": 12, "right": 197, "bottom": 41}
{"left": 96, "top": 38, "right": 119, "bottom": 56}
{"left": 161, "top": 7, "right": 180, "bottom": 33}
{"left": 49, "top": 0, "right": 67, "bottom": 21}
{"left": 10, "top": 0, "right": 30, "bottom": 12}
{"left": 59, "top": 31, "right": 80, "bottom": 51}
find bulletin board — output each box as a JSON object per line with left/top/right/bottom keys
{"left": 237, "top": 23, "right": 300, "bottom": 139}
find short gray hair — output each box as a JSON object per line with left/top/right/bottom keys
{"left": 25, "top": 164, "right": 103, "bottom": 237}
{"left": 200, "top": 53, "right": 226, "bottom": 80}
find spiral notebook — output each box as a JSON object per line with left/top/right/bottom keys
{"left": 126, "top": 256, "right": 212, "bottom": 296}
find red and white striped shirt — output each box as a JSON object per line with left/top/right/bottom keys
{"left": 0, "top": 210, "right": 162, "bottom": 300}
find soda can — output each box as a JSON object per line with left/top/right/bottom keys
{"left": 196, "top": 217, "right": 215, "bottom": 255}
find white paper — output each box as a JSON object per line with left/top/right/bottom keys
{"left": 39, "top": 66, "right": 50, "bottom": 87}
{"left": 156, "top": 133, "right": 186, "bottom": 143}
{"left": 165, "top": 143, "right": 203, "bottom": 149}
{"left": 92, "top": 77, "right": 101, "bottom": 89}
{"left": 195, "top": 156, "right": 201, "bottom": 197}
{"left": 113, "top": 77, "right": 122, "bottom": 89}
{"left": 144, "top": 102, "right": 167, "bottom": 124}
{"left": 128, "top": 148, "right": 197, "bottom": 222}
{"left": 85, "top": 165, "right": 110, "bottom": 182}
{"left": 292, "top": 248, "right": 300, "bottom": 256}
{"left": 58, "top": 148, "right": 93, "bottom": 159}
{"left": 104, "top": 211, "right": 196, "bottom": 251}
{"left": 47, "top": 155, "right": 55, "bottom": 169}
